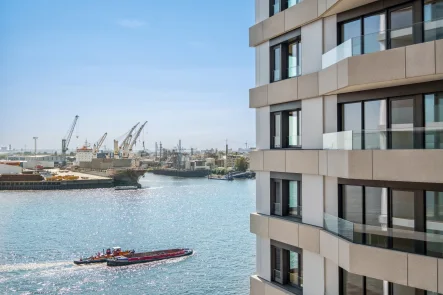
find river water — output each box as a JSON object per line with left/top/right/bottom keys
{"left": 0, "top": 174, "right": 256, "bottom": 294}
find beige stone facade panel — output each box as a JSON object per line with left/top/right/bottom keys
{"left": 320, "top": 231, "right": 339, "bottom": 264}
{"left": 285, "top": 150, "right": 319, "bottom": 175}
{"left": 407, "top": 254, "right": 438, "bottom": 292}
{"left": 319, "top": 64, "right": 338, "bottom": 94}
{"left": 267, "top": 78, "right": 298, "bottom": 105}
{"left": 284, "top": 0, "right": 318, "bottom": 32}
{"left": 347, "top": 47, "right": 406, "bottom": 86}
{"left": 250, "top": 23, "right": 264, "bottom": 47}
{"left": 406, "top": 41, "right": 436, "bottom": 78}
{"left": 373, "top": 150, "right": 443, "bottom": 183}
{"left": 264, "top": 150, "right": 286, "bottom": 172}
{"left": 269, "top": 217, "right": 299, "bottom": 247}
{"left": 250, "top": 275, "right": 265, "bottom": 295}
{"left": 250, "top": 213, "right": 269, "bottom": 238}
{"left": 250, "top": 151, "right": 264, "bottom": 171}
{"left": 436, "top": 39, "right": 443, "bottom": 74}
{"left": 263, "top": 12, "right": 285, "bottom": 41}
{"left": 250, "top": 85, "right": 269, "bottom": 108}
{"left": 349, "top": 244, "right": 408, "bottom": 285}
{"left": 297, "top": 72, "right": 319, "bottom": 100}
{"left": 298, "top": 224, "right": 320, "bottom": 253}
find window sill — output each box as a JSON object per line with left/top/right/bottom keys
{"left": 270, "top": 75, "right": 299, "bottom": 84}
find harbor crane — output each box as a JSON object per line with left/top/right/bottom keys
{"left": 114, "top": 122, "right": 139, "bottom": 159}
{"left": 123, "top": 121, "right": 147, "bottom": 158}
{"left": 61, "top": 115, "right": 79, "bottom": 166}
{"left": 93, "top": 132, "right": 107, "bottom": 156}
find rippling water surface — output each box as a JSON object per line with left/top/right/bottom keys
{"left": 0, "top": 174, "right": 255, "bottom": 294}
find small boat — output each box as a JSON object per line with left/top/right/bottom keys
{"left": 115, "top": 186, "right": 139, "bottom": 190}
{"left": 208, "top": 174, "right": 233, "bottom": 181}
{"left": 106, "top": 248, "right": 193, "bottom": 267}
{"left": 74, "top": 247, "right": 133, "bottom": 265}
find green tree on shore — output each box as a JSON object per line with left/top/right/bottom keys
{"left": 235, "top": 157, "right": 248, "bottom": 172}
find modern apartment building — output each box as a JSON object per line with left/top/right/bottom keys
{"left": 248, "top": 0, "right": 443, "bottom": 294}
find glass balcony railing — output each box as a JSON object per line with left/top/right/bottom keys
{"left": 322, "top": 17, "right": 443, "bottom": 69}
{"left": 322, "top": 127, "right": 443, "bottom": 150}
{"left": 324, "top": 213, "right": 443, "bottom": 258}
{"left": 287, "top": 65, "right": 301, "bottom": 78}
{"left": 287, "top": 135, "right": 301, "bottom": 147}
{"left": 273, "top": 70, "right": 281, "bottom": 82}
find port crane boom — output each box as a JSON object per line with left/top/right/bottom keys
{"left": 62, "top": 115, "right": 79, "bottom": 166}
{"left": 129, "top": 121, "right": 147, "bottom": 152}
{"left": 93, "top": 132, "right": 107, "bottom": 155}
{"left": 119, "top": 123, "right": 139, "bottom": 151}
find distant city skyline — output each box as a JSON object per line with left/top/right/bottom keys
{"left": 0, "top": 0, "right": 255, "bottom": 150}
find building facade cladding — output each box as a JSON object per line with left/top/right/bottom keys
{"left": 250, "top": 0, "right": 443, "bottom": 295}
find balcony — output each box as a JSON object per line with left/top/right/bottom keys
{"left": 322, "top": 17, "right": 443, "bottom": 69}
{"left": 323, "top": 213, "right": 443, "bottom": 258}
{"left": 323, "top": 127, "right": 443, "bottom": 150}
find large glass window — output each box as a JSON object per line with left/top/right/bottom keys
{"left": 390, "top": 98, "right": 414, "bottom": 149}
{"left": 343, "top": 185, "right": 363, "bottom": 224}
{"left": 274, "top": 113, "right": 281, "bottom": 148}
{"left": 364, "top": 100, "right": 387, "bottom": 149}
{"left": 424, "top": 0, "right": 443, "bottom": 41}
{"left": 288, "top": 41, "right": 300, "bottom": 78}
{"left": 343, "top": 102, "right": 362, "bottom": 149}
{"left": 365, "top": 187, "right": 389, "bottom": 248}
{"left": 425, "top": 92, "right": 443, "bottom": 149}
{"left": 343, "top": 270, "right": 364, "bottom": 295}
{"left": 289, "top": 251, "right": 302, "bottom": 287}
{"left": 289, "top": 181, "right": 301, "bottom": 217}
{"left": 272, "top": 46, "right": 281, "bottom": 82}
{"left": 363, "top": 13, "right": 387, "bottom": 54}
{"left": 288, "top": 110, "right": 301, "bottom": 146}
{"left": 391, "top": 190, "right": 415, "bottom": 253}
{"left": 426, "top": 191, "right": 443, "bottom": 258}
{"left": 272, "top": 110, "right": 302, "bottom": 149}
{"left": 272, "top": 0, "right": 280, "bottom": 16}
{"left": 389, "top": 6, "right": 413, "bottom": 48}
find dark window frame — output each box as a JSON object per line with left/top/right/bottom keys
{"left": 338, "top": 94, "right": 429, "bottom": 149}
{"left": 271, "top": 109, "right": 302, "bottom": 150}
{"left": 336, "top": 0, "right": 425, "bottom": 52}
{"left": 270, "top": 37, "right": 301, "bottom": 84}
{"left": 338, "top": 180, "right": 443, "bottom": 258}
{"left": 269, "top": 0, "right": 300, "bottom": 17}
{"left": 271, "top": 240, "right": 303, "bottom": 293}
{"left": 270, "top": 175, "right": 302, "bottom": 219}
{"left": 339, "top": 268, "right": 429, "bottom": 295}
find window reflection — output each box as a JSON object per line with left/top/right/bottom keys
{"left": 343, "top": 103, "right": 362, "bottom": 149}
{"left": 273, "top": 47, "right": 281, "bottom": 82}
{"left": 288, "top": 41, "right": 301, "bottom": 78}
{"left": 274, "top": 113, "right": 281, "bottom": 148}
{"left": 391, "top": 190, "right": 415, "bottom": 253}
{"left": 364, "top": 100, "right": 387, "bottom": 149}
{"left": 426, "top": 191, "right": 443, "bottom": 258}
{"left": 390, "top": 98, "right": 414, "bottom": 149}
{"left": 363, "top": 13, "right": 386, "bottom": 54}
{"left": 289, "top": 251, "right": 302, "bottom": 287}
{"left": 289, "top": 181, "right": 300, "bottom": 217}
{"left": 425, "top": 92, "right": 443, "bottom": 149}
{"left": 288, "top": 110, "right": 301, "bottom": 146}
{"left": 389, "top": 6, "right": 413, "bottom": 48}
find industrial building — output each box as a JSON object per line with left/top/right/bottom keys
{"left": 248, "top": 0, "right": 443, "bottom": 294}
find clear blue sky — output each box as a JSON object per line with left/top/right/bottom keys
{"left": 0, "top": 0, "right": 255, "bottom": 152}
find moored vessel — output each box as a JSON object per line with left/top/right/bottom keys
{"left": 106, "top": 248, "right": 193, "bottom": 266}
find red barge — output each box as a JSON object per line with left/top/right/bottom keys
{"left": 106, "top": 248, "right": 193, "bottom": 267}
